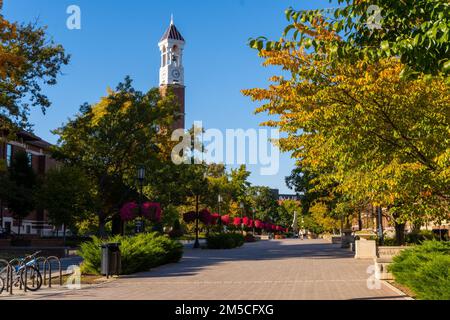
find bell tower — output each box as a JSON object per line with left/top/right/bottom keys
{"left": 159, "top": 16, "right": 185, "bottom": 130}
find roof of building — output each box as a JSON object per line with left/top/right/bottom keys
{"left": 16, "top": 130, "right": 53, "bottom": 150}
{"left": 160, "top": 19, "right": 185, "bottom": 42}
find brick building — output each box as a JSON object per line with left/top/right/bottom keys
{"left": 0, "top": 130, "right": 59, "bottom": 236}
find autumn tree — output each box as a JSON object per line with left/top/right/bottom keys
{"left": 0, "top": 4, "right": 69, "bottom": 130}
{"left": 244, "top": 7, "right": 449, "bottom": 244}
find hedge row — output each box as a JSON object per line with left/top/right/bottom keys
{"left": 206, "top": 233, "right": 245, "bottom": 249}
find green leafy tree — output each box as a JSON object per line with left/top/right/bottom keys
{"left": 53, "top": 77, "right": 179, "bottom": 236}
{"left": 6, "top": 151, "right": 36, "bottom": 235}
{"left": 278, "top": 199, "right": 301, "bottom": 228}
{"left": 36, "top": 166, "right": 94, "bottom": 241}
{"left": 254, "top": 1, "right": 450, "bottom": 79}
{"left": 247, "top": 186, "right": 279, "bottom": 222}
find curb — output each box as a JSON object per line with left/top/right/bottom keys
{"left": 382, "top": 280, "right": 414, "bottom": 300}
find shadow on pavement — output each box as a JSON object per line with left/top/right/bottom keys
{"left": 124, "top": 240, "right": 356, "bottom": 279}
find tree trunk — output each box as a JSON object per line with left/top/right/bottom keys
{"left": 111, "top": 214, "right": 122, "bottom": 236}
{"left": 99, "top": 216, "right": 107, "bottom": 239}
{"left": 63, "top": 224, "right": 67, "bottom": 247}
{"left": 412, "top": 221, "right": 422, "bottom": 233}
{"left": 395, "top": 222, "right": 406, "bottom": 246}
{"left": 358, "top": 211, "right": 363, "bottom": 231}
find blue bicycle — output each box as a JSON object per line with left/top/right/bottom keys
{"left": 0, "top": 251, "right": 43, "bottom": 293}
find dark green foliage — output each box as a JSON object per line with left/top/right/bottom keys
{"left": 36, "top": 166, "right": 93, "bottom": 234}
{"left": 78, "top": 233, "right": 183, "bottom": 275}
{"left": 5, "top": 151, "right": 37, "bottom": 233}
{"left": 405, "top": 230, "right": 440, "bottom": 244}
{"left": 206, "top": 233, "right": 245, "bottom": 249}
{"left": 169, "top": 219, "right": 184, "bottom": 239}
{"left": 390, "top": 241, "right": 450, "bottom": 300}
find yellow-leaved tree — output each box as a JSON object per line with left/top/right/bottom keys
{"left": 243, "top": 13, "right": 449, "bottom": 244}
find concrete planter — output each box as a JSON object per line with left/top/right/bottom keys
{"left": 354, "top": 239, "right": 377, "bottom": 259}
{"left": 377, "top": 246, "right": 407, "bottom": 259}
{"left": 374, "top": 246, "right": 408, "bottom": 281}
{"left": 331, "top": 236, "right": 342, "bottom": 244}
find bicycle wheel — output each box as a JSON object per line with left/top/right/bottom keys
{"left": 20, "top": 266, "right": 42, "bottom": 292}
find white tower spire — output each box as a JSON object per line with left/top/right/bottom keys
{"left": 158, "top": 17, "right": 185, "bottom": 86}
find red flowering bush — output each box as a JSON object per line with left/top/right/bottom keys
{"left": 221, "top": 215, "right": 230, "bottom": 225}
{"left": 242, "top": 217, "right": 250, "bottom": 227}
{"left": 254, "top": 220, "right": 263, "bottom": 229}
{"left": 183, "top": 211, "right": 197, "bottom": 223}
{"left": 120, "top": 202, "right": 163, "bottom": 222}
{"left": 233, "top": 217, "right": 242, "bottom": 226}
{"left": 142, "top": 202, "right": 162, "bottom": 222}
{"left": 199, "top": 209, "right": 212, "bottom": 225}
{"left": 210, "top": 213, "right": 220, "bottom": 225}
{"left": 120, "top": 202, "right": 138, "bottom": 221}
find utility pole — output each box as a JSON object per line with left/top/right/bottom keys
{"left": 377, "top": 206, "right": 384, "bottom": 245}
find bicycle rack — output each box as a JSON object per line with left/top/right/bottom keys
{"left": 43, "top": 256, "right": 62, "bottom": 288}
{"left": 8, "top": 258, "right": 22, "bottom": 291}
{"left": 1, "top": 254, "right": 66, "bottom": 295}
{"left": 35, "top": 256, "right": 47, "bottom": 285}
{"left": 0, "top": 259, "right": 13, "bottom": 295}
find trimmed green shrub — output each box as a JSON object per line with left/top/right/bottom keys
{"left": 389, "top": 241, "right": 450, "bottom": 300}
{"left": 78, "top": 232, "right": 183, "bottom": 275}
{"left": 405, "top": 230, "right": 438, "bottom": 244}
{"left": 206, "top": 233, "right": 245, "bottom": 249}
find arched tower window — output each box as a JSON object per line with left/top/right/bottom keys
{"left": 171, "top": 45, "right": 179, "bottom": 67}
{"left": 162, "top": 46, "right": 167, "bottom": 67}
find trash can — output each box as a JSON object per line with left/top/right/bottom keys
{"left": 100, "top": 243, "right": 121, "bottom": 278}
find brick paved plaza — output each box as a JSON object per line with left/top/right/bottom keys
{"left": 20, "top": 239, "right": 408, "bottom": 300}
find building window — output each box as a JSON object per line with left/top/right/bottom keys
{"left": 6, "top": 144, "right": 12, "bottom": 167}
{"left": 27, "top": 152, "right": 33, "bottom": 167}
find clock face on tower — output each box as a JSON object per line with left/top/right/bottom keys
{"left": 172, "top": 69, "right": 181, "bottom": 79}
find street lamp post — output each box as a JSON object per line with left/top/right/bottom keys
{"left": 137, "top": 166, "right": 145, "bottom": 234}
{"left": 252, "top": 209, "right": 255, "bottom": 235}
{"left": 240, "top": 202, "right": 245, "bottom": 235}
{"left": 0, "top": 200, "right": 3, "bottom": 233}
{"left": 218, "top": 194, "right": 222, "bottom": 231}
{"left": 194, "top": 194, "right": 200, "bottom": 249}
{"left": 193, "top": 172, "right": 207, "bottom": 249}
{"left": 377, "top": 206, "right": 384, "bottom": 246}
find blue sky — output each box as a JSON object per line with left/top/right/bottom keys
{"left": 4, "top": 0, "right": 330, "bottom": 193}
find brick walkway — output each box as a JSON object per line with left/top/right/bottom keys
{"left": 14, "top": 239, "right": 409, "bottom": 300}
